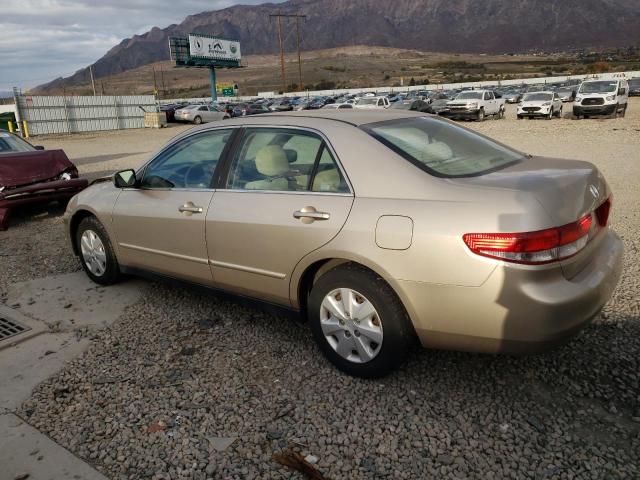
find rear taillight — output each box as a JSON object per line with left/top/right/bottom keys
{"left": 595, "top": 197, "right": 611, "bottom": 227}
{"left": 463, "top": 197, "right": 611, "bottom": 265}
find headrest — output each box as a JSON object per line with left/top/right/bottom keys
{"left": 284, "top": 149, "right": 297, "bottom": 163}
{"left": 313, "top": 169, "right": 340, "bottom": 192}
{"left": 255, "top": 145, "right": 290, "bottom": 177}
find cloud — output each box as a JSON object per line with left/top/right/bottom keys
{"left": 0, "top": 0, "right": 281, "bottom": 89}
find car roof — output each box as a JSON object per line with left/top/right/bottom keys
{"left": 251, "top": 109, "right": 424, "bottom": 126}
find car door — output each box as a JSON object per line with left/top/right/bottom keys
{"left": 484, "top": 91, "right": 495, "bottom": 114}
{"left": 112, "top": 128, "right": 236, "bottom": 284}
{"left": 206, "top": 127, "right": 354, "bottom": 305}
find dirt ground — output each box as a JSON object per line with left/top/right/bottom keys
{"left": 1, "top": 99, "right": 639, "bottom": 480}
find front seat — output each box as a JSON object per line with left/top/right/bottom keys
{"left": 245, "top": 145, "right": 298, "bottom": 190}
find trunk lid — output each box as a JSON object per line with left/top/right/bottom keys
{"left": 449, "top": 156, "right": 610, "bottom": 278}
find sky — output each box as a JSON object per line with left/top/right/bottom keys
{"left": 0, "top": 0, "right": 282, "bottom": 92}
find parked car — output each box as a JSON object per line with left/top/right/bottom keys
{"left": 555, "top": 88, "right": 576, "bottom": 103}
{"left": 573, "top": 79, "right": 629, "bottom": 118}
{"left": 390, "top": 99, "right": 430, "bottom": 112}
{"left": 174, "top": 105, "right": 229, "bottom": 124}
{"left": 159, "top": 103, "right": 185, "bottom": 122}
{"left": 245, "top": 104, "right": 271, "bottom": 115}
{"left": 503, "top": 90, "right": 523, "bottom": 104}
{"left": 516, "top": 91, "right": 563, "bottom": 119}
{"left": 321, "top": 103, "right": 354, "bottom": 109}
{"left": 628, "top": 78, "right": 640, "bottom": 96}
{"left": 353, "top": 96, "right": 390, "bottom": 109}
{"left": 442, "top": 90, "right": 505, "bottom": 121}
{"left": 271, "top": 100, "right": 294, "bottom": 112}
{"left": 65, "top": 111, "right": 622, "bottom": 377}
{"left": 424, "top": 98, "right": 451, "bottom": 115}
{"left": 0, "top": 130, "right": 87, "bottom": 230}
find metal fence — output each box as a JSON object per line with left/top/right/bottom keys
{"left": 16, "top": 95, "right": 156, "bottom": 135}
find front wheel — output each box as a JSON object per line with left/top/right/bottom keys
{"left": 308, "top": 264, "right": 415, "bottom": 378}
{"left": 476, "top": 108, "right": 485, "bottom": 122}
{"left": 556, "top": 106, "right": 563, "bottom": 118}
{"left": 76, "top": 216, "right": 122, "bottom": 285}
{"left": 193, "top": 116, "right": 203, "bottom": 125}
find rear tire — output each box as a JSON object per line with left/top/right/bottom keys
{"left": 308, "top": 263, "right": 415, "bottom": 378}
{"left": 76, "top": 216, "right": 122, "bottom": 285}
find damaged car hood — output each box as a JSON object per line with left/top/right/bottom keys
{"left": 0, "top": 150, "right": 75, "bottom": 188}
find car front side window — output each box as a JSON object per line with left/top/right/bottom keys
{"left": 140, "top": 130, "right": 232, "bottom": 189}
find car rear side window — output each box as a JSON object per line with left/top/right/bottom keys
{"left": 361, "top": 117, "right": 522, "bottom": 178}
{"left": 226, "top": 128, "right": 349, "bottom": 193}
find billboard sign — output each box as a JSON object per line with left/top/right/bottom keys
{"left": 188, "top": 34, "right": 241, "bottom": 62}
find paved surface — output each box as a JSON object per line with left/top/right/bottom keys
{"left": 1, "top": 103, "right": 639, "bottom": 479}
{"left": 0, "top": 273, "right": 143, "bottom": 480}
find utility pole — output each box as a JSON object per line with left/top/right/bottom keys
{"left": 294, "top": 13, "right": 306, "bottom": 90}
{"left": 160, "top": 65, "right": 166, "bottom": 96}
{"left": 270, "top": 12, "right": 307, "bottom": 92}
{"left": 89, "top": 65, "right": 96, "bottom": 96}
{"left": 152, "top": 66, "right": 158, "bottom": 97}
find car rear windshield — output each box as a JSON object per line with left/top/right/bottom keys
{"left": 361, "top": 117, "right": 523, "bottom": 178}
{"left": 0, "top": 132, "right": 35, "bottom": 154}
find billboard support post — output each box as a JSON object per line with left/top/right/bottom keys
{"left": 210, "top": 67, "right": 217, "bottom": 102}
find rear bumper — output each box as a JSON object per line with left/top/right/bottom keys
{"left": 573, "top": 104, "right": 616, "bottom": 116}
{"left": 398, "top": 229, "right": 623, "bottom": 354}
{"left": 0, "top": 178, "right": 88, "bottom": 230}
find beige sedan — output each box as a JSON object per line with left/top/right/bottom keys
{"left": 64, "top": 110, "right": 623, "bottom": 377}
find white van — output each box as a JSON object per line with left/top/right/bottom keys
{"left": 573, "top": 78, "right": 629, "bottom": 118}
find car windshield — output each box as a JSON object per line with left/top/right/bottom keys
{"left": 523, "top": 93, "right": 553, "bottom": 101}
{"left": 356, "top": 98, "right": 379, "bottom": 106}
{"left": 579, "top": 81, "right": 617, "bottom": 94}
{"left": 361, "top": 117, "right": 522, "bottom": 178}
{"left": 455, "top": 92, "right": 483, "bottom": 100}
{"left": 0, "top": 132, "right": 36, "bottom": 154}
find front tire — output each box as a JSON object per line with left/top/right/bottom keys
{"left": 476, "top": 108, "right": 485, "bottom": 122}
{"left": 308, "top": 264, "right": 415, "bottom": 378}
{"left": 193, "top": 116, "right": 203, "bottom": 125}
{"left": 76, "top": 216, "right": 122, "bottom": 285}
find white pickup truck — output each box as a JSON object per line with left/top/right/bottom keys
{"left": 442, "top": 90, "right": 506, "bottom": 121}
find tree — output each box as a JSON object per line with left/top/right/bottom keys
{"left": 409, "top": 77, "right": 416, "bottom": 86}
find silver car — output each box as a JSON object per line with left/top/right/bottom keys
{"left": 174, "top": 105, "right": 228, "bottom": 124}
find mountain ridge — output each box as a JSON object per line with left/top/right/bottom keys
{"left": 36, "top": 0, "right": 640, "bottom": 91}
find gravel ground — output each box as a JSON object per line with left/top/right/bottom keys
{"left": 3, "top": 102, "right": 640, "bottom": 479}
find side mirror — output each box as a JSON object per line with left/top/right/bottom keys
{"left": 114, "top": 169, "right": 137, "bottom": 188}
{"left": 34, "top": 145, "right": 45, "bottom": 150}
{"left": 618, "top": 88, "right": 626, "bottom": 95}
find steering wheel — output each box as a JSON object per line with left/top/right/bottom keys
{"left": 184, "top": 163, "right": 209, "bottom": 188}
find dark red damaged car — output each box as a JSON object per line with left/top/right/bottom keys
{"left": 0, "top": 130, "right": 87, "bottom": 230}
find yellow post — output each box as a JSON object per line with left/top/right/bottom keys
{"left": 7, "top": 121, "right": 14, "bottom": 133}
{"left": 22, "top": 121, "right": 29, "bottom": 139}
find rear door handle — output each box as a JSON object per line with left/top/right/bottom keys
{"left": 178, "top": 202, "right": 203, "bottom": 215}
{"left": 293, "top": 206, "right": 330, "bottom": 224}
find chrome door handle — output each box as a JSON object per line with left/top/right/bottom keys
{"left": 293, "top": 206, "right": 330, "bottom": 224}
{"left": 178, "top": 202, "right": 203, "bottom": 215}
